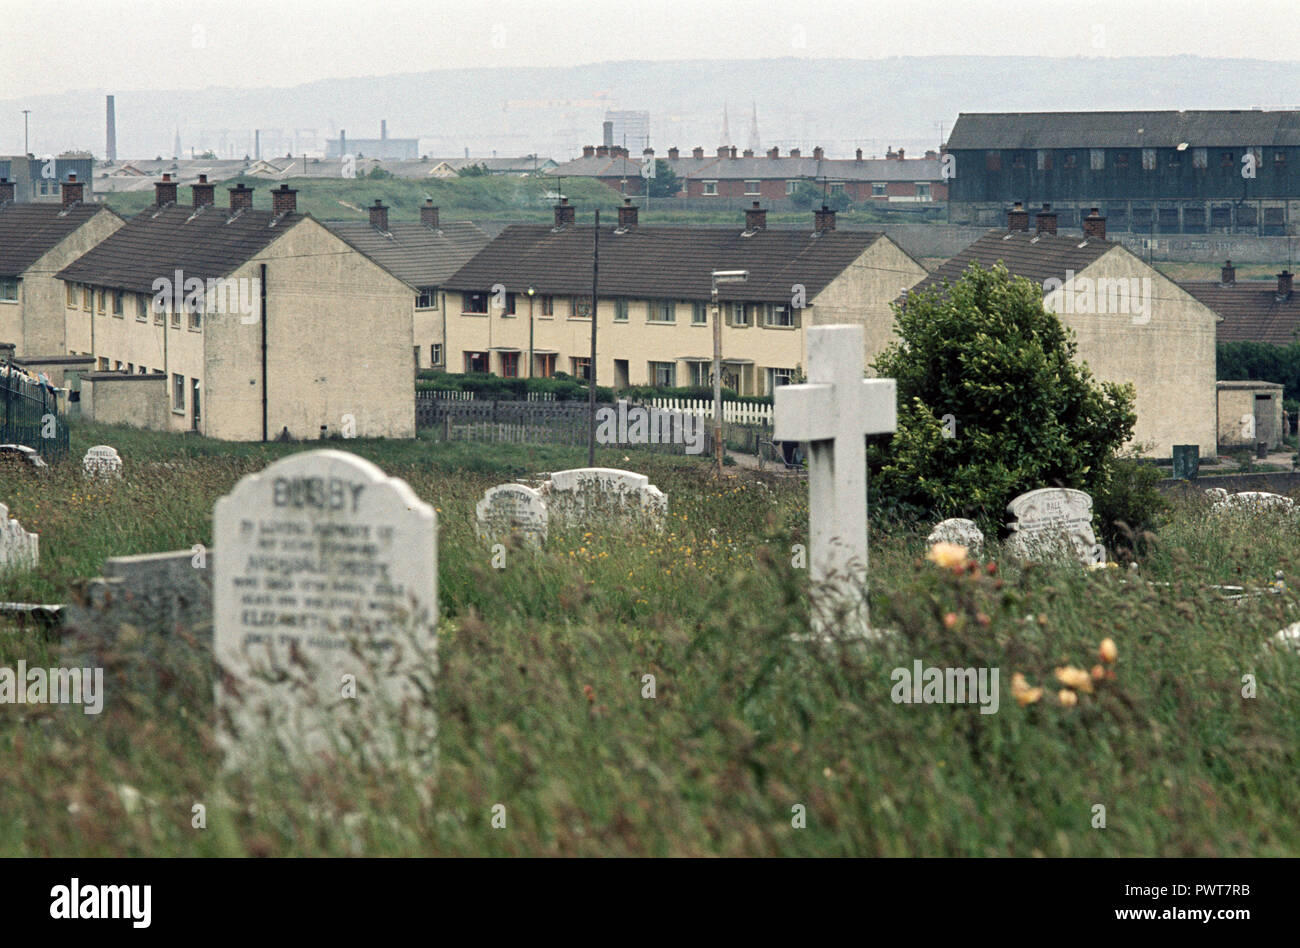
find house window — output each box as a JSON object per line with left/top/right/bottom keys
{"left": 571, "top": 356, "right": 591, "bottom": 380}
{"left": 692, "top": 302, "right": 708, "bottom": 325}
{"left": 1141, "top": 148, "right": 1157, "bottom": 171}
{"left": 96, "top": 289, "right": 106, "bottom": 313}
{"left": 495, "top": 291, "right": 517, "bottom": 316}
{"left": 765, "top": 303, "right": 794, "bottom": 327}
{"left": 430, "top": 343, "right": 443, "bottom": 366}
{"left": 0, "top": 278, "right": 16, "bottom": 303}
{"left": 614, "top": 298, "right": 629, "bottom": 322}
{"left": 1037, "top": 150, "right": 1052, "bottom": 171}
{"left": 730, "top": 302, "right": 749, "bottom": 326}
{"left": 1275, "top": 151, "right": 1287, "bottom": 169}
{"left": 540, "top": 294, "right": 554, "bottom": 316}
{"left": 649, "top": 361, "right": 676, "bottom": 387}
{"left": 1193, "top": 147, "right": 1208, "bottom": 169}
{"left": 136, "top": 294, "right": 149, "bottom": 321}
{"left": 97, "top": 357, "right": 108, "bottom": 371}
{"left": 153, "top": 296, "right": 166, "bottom": 325}
{"left": 915, "top": 183, "right": 931, "bottom": 200}
{"left": 1064, "top": 153, "right": 1077, "bottom": 169}
{"left": 463, "top": 291, "right": 490, "bottom": 314}
{"left": 985, "top": 151, "right": 1001, "bottom": 171}
{"left": 828, "top": 182, "right": 845, "bottom": 195}
{"left": 688, "top": 362, "right": 709, "bottom": 387}
{"left": 127, "top": 362, "right": 134, "bottom": 374}
{"left": 535, "top": 353, "right": 555, "bottom": 378}
{"left": 767, "top": 367, "right": 796, "bottom": 392}
{"left": 1115, "top": 151, "right": 1130, "bottom": 169}
{"left": 464, "top": 351, "right": 490, "bottom": 373}
{"left": 416, "top": 287, "right": 437, "bottom": 309}
{"left": 66, "top": 283, "right": 77, "bottom": 307}
{"left": 572, "top": 298, "right": 592, "bottom": 319}
{"left": 744, "top": 180, "right": 761, "bottom": 195}
{"left": 188, "top": 298, "right": 202, "bottom": 330}
{"left": 112, "top": 289, "right": 124, "bottom": 317}
{"left": 82, "top": 286, "right": 92, "bottom": 310}
{"left": 648, "top": 300, "right": 675, "bottom": 323}
{"left": 500, "top": 352, "right": 520, "bottom": 377}
{"left": 871, "top": 182, "right": 887, "bottom": 197}
{"left": 786, "top": 180, "right": 799, "bottom": 195}
{"left": 172, "top": 373, "right": 185, "bottom": 411}
{"left": 1221, "top": 151, "right": 1235, "bottom": 168}
{"left": 703, "top": 180, "right": 718, "bottom": 195}
{"left": 1090, "top": 149, "right": 1106, "bottom": 171}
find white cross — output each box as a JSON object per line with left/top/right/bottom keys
{"left": 774, "top": 325, "right": 896, "bottom": 635}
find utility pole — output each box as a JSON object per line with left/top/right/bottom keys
{"left": 587, "top": 210, "right": 599, "bottom": 466}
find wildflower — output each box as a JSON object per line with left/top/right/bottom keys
{"left": 1057, "top": 689, "right": 1078, "bottom": 707}
{"left": 942, "top": 612, "right": 959, "bottom": 629}
{"left": 926, "top": 542, "right": 969, "bottom": 569}
{"left": 1011, "top": 673, "right": 1043, "bottom": 706}
{"left": 1090, "top": 665, "right": 1106, "bottom": 682}
{"left": 1054, "top": 666, "right": 1093, "bottom": 693}
{"left": 1099, "top": 638, "right": 1118, "bottom": 664}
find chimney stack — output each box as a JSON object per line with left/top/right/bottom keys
{"left": 692, "top": 146, "right": 704, "bottom": 159}
{"left": 768, "top": 146, "right": 779, "bottom": 159}
{"left": 191, "top": 173, "right": 215, "bottom": 207}
{"left": 272, "top": 183, "right": 298, "bottom": 216}
{"left": 1278, "top": 270, "right": 1293, "bottom": 300}
{"left": 745, "top": 201, "right": 767, "bottom": 232}
{"left": 1221, "top": 259, "right": 1236, "bottom": 286}
{"left": 154, "top": 173, "right": 178, "bottom": 207}
{"left": 421, "top": 199, "right": 440, "bottom": 228}
{"left": 717, "top": 146, "right": 729, "bottom": 158}
{"left": 789, "top": 147, "right": 801, "bottom": 158}
{"left": 596, "top": 145, "right": 609, "bottom": 158}
{"left": 814, "top": 204, "right": 837, "bottom": 233}
{"left": 0, "top": 178, "right": 13, "bottom": 205}
{"left": 856, "top": 148, "right": 863, "bottom": 161}
{"left": 369, "top": 199, "right": 389, "bottom": 232}
{"left": 1007, "top": 201, "right": 1029, "bottom": 232}
{"left": 730, "top": 146, "right": 738, "bottom": 159}
{"left": 643, "top": 147, "right": 654, "bottom": 159}
{"left": 582, "top": 145, "right": 595, "bottom": 158}
{"left": 61, "top": 173, "right": 84, "bottom": 208}
{"left": 898, "top": 148, "right": 905, "bottom": 159}
{"left": 228, "top": 183, "right": 254, "bottom": 210}
{"left": 668, "top": 147, "right": 679, "bottom": 160}
{"left": 742, "top": 148, "right": 754, "bottom": 158}
{"left": 1034, "top": 202, "right": 1057, "bottom": 236}
{"left": 617, "top": 197, "right": 638, "bottom": 230}
{"left": 554, "top": 196, "right": 575, "bottom": 228}
{"left": 1082, "top": 206, "right": 1106, "bottom": 240}
{"left": 813, "top": 146, "right": 824, "bottom": 161}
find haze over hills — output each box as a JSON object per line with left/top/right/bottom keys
{"left": 6, "top": 55, "right": 1300, "bottom": 162}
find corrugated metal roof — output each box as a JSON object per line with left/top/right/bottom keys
{"left": 947, "top": 110, "right": 1300, "bottom": 150}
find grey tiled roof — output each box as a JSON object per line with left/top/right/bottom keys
{"left": 947, "top": 110, "right": 1300, "bottom": 150}
{"left": 0, "top": 203, "right": 114, "bottom": 277}
{"left": 445, "top": 223, "right": 886, "bottom": 301}
{"left": 1181, "top": 280, "right": 1300, "bottom": 345}
{"left": 905, "top": 230, "right": 1116, "bottom": 301}
{"left": 321, "top": 220, "right": 490, "bottom": 287}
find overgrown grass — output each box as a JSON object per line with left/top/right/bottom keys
{"left": 0, "top": 420, "right": 1295, "bottom": 855}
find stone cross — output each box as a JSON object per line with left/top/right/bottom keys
{"left": 774, "top": 324, "right": 896, "bottom": 634}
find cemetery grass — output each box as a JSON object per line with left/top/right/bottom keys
{"left": 0, "top": 421, "right": 1296, "bottom": 856}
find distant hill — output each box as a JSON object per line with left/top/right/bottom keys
{"left": 8, "top": 55, "right": 1300, "bottom": 162}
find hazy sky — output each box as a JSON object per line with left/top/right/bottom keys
{"left": 4, "top": 0, "right": 1300, "bottom": 99}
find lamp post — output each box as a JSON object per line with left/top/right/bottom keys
{"left": 710, "top": 269, "right": 748, "bottom": 476}
{"left": 527, "top": 285, "right": 536, "bottom": 379}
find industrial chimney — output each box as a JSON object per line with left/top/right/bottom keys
{"left": 105, "top": 95, "right": 117, "bottom": 163}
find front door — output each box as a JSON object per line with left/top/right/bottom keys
{"left": 191, "top": 378, "right": 201, "bottom": 431}
{"left": 1255, "top": 394, "right": 1275, "bottom": 447}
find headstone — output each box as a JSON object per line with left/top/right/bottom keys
{"left": 1171, "top": 444, "right": 1199, "bottom": 480}
{"left": 926, "top": 518, "right": 984, "bottom": 556}
{"left": 1004, "top": 488, "right": 1099, "bottom": 565}
{"left": 0, "top": 502, "right": 38, "bottom": 573}
{"left": 540, "top": 468, "right": 667, "bottom": 527}
{"left": 1206, "top": 489, "right": 1294, "bottom": 514}
{"left": 475, "top": 483, "right": 548, "bottom": 546}
{"left": 83, "top": 444, "right": 122, "bottom": 479}
{"left": 773, "top": 324, "right": 897, "bottom": 635}
{"left": 213, "top": 449, "right": 437, "bottom": 769}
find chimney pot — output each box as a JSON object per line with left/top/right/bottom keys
{"left": 369, "top": 198, "right": 389, "bottom": 232}
{"left": 554, "top": 196, "right": 575, "bottom": 228}
{"left": 1034, "top": 202, "right": 1058, "bottom": 236}
{"left": 61, "top": 173, "right": 84, "bottom": 208}
{"left": 1221, "top": 259, "right": 1236, "bottom": 286}
{"left": 272, "top": 183, "right": 298, "bottom": 216}
{"left": 617, "top": 197, "right": 638, "bottom": 230}
{"left": 1082, "top": 206, "right": 1106, "bottom": 240}
{"left": 154, "top": 173, "right": 178, "bottom": 207}
{"left": 421, "top": 199, "right": 440, "bottom": 228}
{"left": 1279, "top": 270, "right": 1293, "bottom": 300}
{"left": 227, "top": 183, "right": 254, "bottom": 210}
{"left": 745, "top": 201, "right": 767, "bottom": 232}
{"left": 1007, "top": 201, "right": 1029, "bottom": 232}
{"left": 814, "top": 203, "right": 836, "bottom": 233}
{"left": 191, "top": 173, "right": 215, "bottom": 207}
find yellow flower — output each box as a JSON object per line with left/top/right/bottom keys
{"left": 1057, "top": 689, "right": 1078, "bottom": 707}
{"left": 926, "top": 542, "right": 969, "bottom": 569}
{"left": 1054, "top": 666, "right": 1093, "bottom": 694}
{"left": 1099, "top": 638, "right": 1118, "bottom": 664}
{"left": 1011, "top": 673, "right": 1043, "bottom": 706}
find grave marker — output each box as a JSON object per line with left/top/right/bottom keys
{"left": 1004, "top": 488, "right": 1099, "bottom": 564}
{"left": 927, "top": 518, "right": 985, "bottom": 556}
{"left": 475, "top": 483, "right": 548, "bottom": 546}
{"left": 82, "top": 445, "right": 122, "bottom": 479}
{"left": 0, "top": 503, "right": 38, "bottom": 573}
{"left": 540, "top": 467, "right": 667, "bottom": 528}
{"left": 773, "top": 324, "right": 896, "bottom": 634}
{"left": 213, "top": 449, "right": 437, "bottom": 768}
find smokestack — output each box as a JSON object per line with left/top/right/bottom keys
{"left": 0, "top": 178, "right": 13, "bottom": 204}
{"left": 814, "top": 204, "right": 836, "bottom": 233}
{"left": 554, "top": 196, "right": 575, "bottom": 228}
{"left": 228, "top": 183, "right": 254, "bottom": 210}
{"left": 381, "top": 119, "right": 388, "bottom": 141}
{"left": 1007, "top": 201, "right": 1029, "bottom": 232}
{"left": 1082, "top": 206, "right": 1106, "bottom": 240}
{"left": 272, "top": 183, "right": 298, "bottom": 216}
{"left": 745, "top": 201, "right": 767, "bottom": 232}
{"left": 154, "top": 173, "right": 178, "bottom": 207}
{"left": 105, "top": 95, "right": 117, "bottom": 163}
{"left": 60, "top": 173, "right": 84, "bottom": 208}
{"left": 1034, "top": 202, "right": 1057, "bottom": 236}
{"left": 254, "top": 129, "right": 261, "bottom": 160}
{"left": 617, "top": 197, "right": 638, "bottom": 230}
{"left": 191, "top": 173, "right": 215, "bottom": 207}
{"left": 603, "top": 121, "right": 614, "bottom": 148}
{"left": 339, "top": 129, "right": 346, "bottom": 155}
{"left": 421, "top": 199, "right": 440, "bottom": 228}
{"left": 369, "top": 198, "right": 389, "bottom": 232}
{"left": 1221, "top": 259, "right": 1236, "bottom": 286}
{"left": 1278, "top": 270, "right": 1293, "bottom": 300}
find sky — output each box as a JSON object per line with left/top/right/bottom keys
{"left": 3, "top": 0, "right": 1300, "bottom": 100}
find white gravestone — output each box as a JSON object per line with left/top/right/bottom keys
{"left": 1205, "top": 488, "right": 1294, "bottom": 514}
{"left": 927, "top": 518, "right": 985, "bottom": 556}
{"left": 213, "top": 450, "right": 437, "bottom": 768}
{"left": 774, "top": 324, "right": 897, "bottom": 635}
{"left": 476, "top": 483, "right": 548, "bottom": 546}
{"left": 0, "top": 503, "right": 38, "bottom": 573}
{"left": 82, "top": 445, "right": 122, "bottom": 479}
{"left": 1005, "top": 488, "right": 1100, "bottom": 564}
{"left": 540, "top": 468, "right": 667, "bottom": 527}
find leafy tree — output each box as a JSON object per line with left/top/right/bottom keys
{"left": 869, "top": 263, "right": 1136, "bottom": 528}
{"left": 1217, "top": 340, "right": 1300, "bottom": 400}
{"left": 456, "top": 163, "right": 490, "bottom": 177}
{"left": 647, "top": 159, "right": 680, "bottom": 198}
{"left": 789, "top": 181, "right": 851, "bottom": 211}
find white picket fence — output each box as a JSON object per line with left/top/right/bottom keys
{"left": 644, "top": 397, "right": 773, "bottom": 426}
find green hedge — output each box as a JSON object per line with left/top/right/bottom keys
{"left": 415, "top": 372, "right": 773, "bottom": 406}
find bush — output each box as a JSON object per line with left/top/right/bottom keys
{"left": 869, "top": 262, "right": 1137, "bottom": 531}
{"left": 1091, "top": 455, "right": 1169, "bottom": 561}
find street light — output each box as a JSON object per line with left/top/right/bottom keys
{"left": 527, "top": 285, "right": 536, "bottom": 379}
{"left": 710, "top": 268, "right": 748, "bottom": 476}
